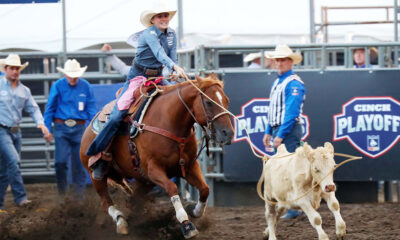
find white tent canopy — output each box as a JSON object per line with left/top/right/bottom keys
{"left": 0, "top": 0, "right": 397, "bottom": 52}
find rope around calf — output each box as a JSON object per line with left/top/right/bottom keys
{"left": 140, "top": 74, "right": 363, "bottom": 205}
{"left": 256, "top": 153, "right": 362, "bottom": 205}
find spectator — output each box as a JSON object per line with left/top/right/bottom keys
{"left": 43, "top": 59, "right": 97, "bottom": 200}
{"left": 101, "top": 43, "right": 131, "bottom": 76}
{"left": 0, "top": 54, "right": 50, "bottom": 210}
{"left": 244, "top": 52, "right": 275, "bottom": 69}
{"left": 353, "top": 47, "right": 378, "bottom": 68}
{"left": 86, "top": 4, "right": 187, "bottom": 180}
{"left": 262, "top": 45, "right": 306, "bottom": 219}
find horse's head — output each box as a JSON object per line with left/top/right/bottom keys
{"left": 192, "top": 73, "right": 234, "bottom": 145}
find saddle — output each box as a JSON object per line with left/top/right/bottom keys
{"left": 89, "top": 85, "right": 159, "bottom": 171}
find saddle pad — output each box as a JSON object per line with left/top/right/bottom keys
{"left": 91, "top": 89, "right": 157, "bottom": 136}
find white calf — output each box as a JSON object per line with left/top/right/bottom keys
{"left": 261, "top": 142, "right": 346, "bottom": 240}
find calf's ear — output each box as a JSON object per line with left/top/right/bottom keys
{"left": 324, "top": 142, "right": 334, "bottom": 154}
{"left": 303, "top": 142, "right": 314, "bottom": 162}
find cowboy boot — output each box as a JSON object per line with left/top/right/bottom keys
{"left": 90, "top": 152, "right": 112, "bottom": 180}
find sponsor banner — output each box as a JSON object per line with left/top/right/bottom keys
{"left": 333, "top": 96, "right": 400, "bottom": 158}
{"left": 233, "top": 98, "right": 309, "bottom": 156}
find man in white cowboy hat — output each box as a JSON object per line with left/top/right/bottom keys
{"left": 262, "top": 44, "right": 306, "bottom": 219}
{"left": 43, "top": 59, "right": 97, "bottom": 199}
{"left": 86, "top": 3, "right": 187, "bottom": 180}
{"left": 0, "top": 54, "right": 51, "bottom": 210}
{"left": 244, "top": 52, "right": 275, "bottom": 69}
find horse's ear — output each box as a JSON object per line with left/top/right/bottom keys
{"left": 195, "top": 74, "right": 203, "bottom": 85}
{"left": 209, "top": 72, "right": 218, "bottom": 80}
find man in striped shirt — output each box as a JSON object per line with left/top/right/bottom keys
{"left": 262, "top": 45, "right": 306, "bottom": 219}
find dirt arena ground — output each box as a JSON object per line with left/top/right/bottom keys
{"left": 1, "top": 183, "right": 400, "bottom": 240}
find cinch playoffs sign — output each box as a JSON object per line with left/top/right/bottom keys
{"left": 333, "top": 96, "right": 400, "bottom": 158}
{"left": 233, "top": 98, "right": 309, "bottom": 157}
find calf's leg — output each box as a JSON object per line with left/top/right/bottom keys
{"left": 298, "top": 201, "right": 329, "bottom": 240}
{"left": 323, "top": 192, "right": 346, "bottom": 239}
{"left": 263, "top": 203, "right": 278, "bottom": 240}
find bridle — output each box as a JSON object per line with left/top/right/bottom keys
{"left": 177, "top": 84, "right": 230, "bottom": 139}
{"left": 130, "top": 83, "right": 229, "bottom": 178}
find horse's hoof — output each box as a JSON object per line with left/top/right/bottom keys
{"left": 116, "top": 217, "right": 129, "bottom": 235}
{"left": 181, "top": 221, "right": 199, "bottom": 239}
{"left": 185, "top": 203, "right": 197, "bottom": 218}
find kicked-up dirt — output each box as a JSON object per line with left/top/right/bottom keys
{"left": 1, "top": 183, "right": 400, "bottom": 240}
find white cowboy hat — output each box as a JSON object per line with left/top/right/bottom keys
{"left": 244, "top": 52, "right": 263, "bottom": 63}
{"left": 0, "top": 54, "right": 29, "bottom": 72}
{"left": 56, "top": 59, "right": 87, "bottom": 78}
{"left": 140, "top": 4, "right": 176, "bottom": 28}
{"left": 266, "top": 44, "right": 303, "bottom": 65}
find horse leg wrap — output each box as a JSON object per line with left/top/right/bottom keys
{"left": 171, "top": 195, "right": 189, "bottom": 223}
{"left": 193, "top": 200, "right": 207, "bottom": 218}
{"left": 108, "top": 205, "right": 125, "bottom": 222}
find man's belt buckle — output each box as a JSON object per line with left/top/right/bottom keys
{"left": 65, "top": 119, "right": 77, "bottom": 127}
{"left": 10, "top": 126, "right": 19, "bottom": 133}
{"left": 144, "top": 69, "right": 159, "bottom": 76}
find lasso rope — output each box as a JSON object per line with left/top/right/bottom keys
{"left": 256, "top": 152, "right": 362, "bottom": 205}
{"left": 144, "top": 74, "right": 362, "bottom": 205}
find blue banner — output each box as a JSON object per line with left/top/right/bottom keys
{"left": 0, "top": 0, "right": 59, "bottom": 3}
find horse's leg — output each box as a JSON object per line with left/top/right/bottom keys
{"left": 147, "top": 161, "right": 199, "bottom": 239}
{"left": 184, "top": 161, "right": 209, "bottom": 218}
{"left": 92, "top": 177, "right": 129, "bottom": 235}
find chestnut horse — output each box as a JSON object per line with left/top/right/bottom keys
{"left": 80, "top": 73, "right": 234, "bottom": 239}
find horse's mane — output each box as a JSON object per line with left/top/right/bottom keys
{"left": 160, "top": 77, "right": 224, "bottom": 95}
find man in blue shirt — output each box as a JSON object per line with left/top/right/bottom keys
{"left": 353, "top": 47, "right": 377, "bottom": 68}
{"left": 0, "top": 54, "right": 50, "bottom": 210}
{"left": 262, "top": 45, "right": 306, "bottom": 219}
{"left": 44, "top": 59, "right": 97, "bottom": 199}
{"left": 86, "top": 5, "right": 187, "bottom": 180}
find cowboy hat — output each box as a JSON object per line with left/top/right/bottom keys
{"left": 56, "top": 59, "right": 87, "bottom": 78}
{"left": 266, "top": 44, "right": 303, "bottom": 65}
{"left": 0, "top": 54, "right": 29, "bottom": 72}
{"left": 140, "top": 4, "right": 176, "bottom": 28}
{"left": 353, "top": 47, "right": 378, "bottom": 59}
{"left": 244, "top": 52, "right": 266, "bottom": 63}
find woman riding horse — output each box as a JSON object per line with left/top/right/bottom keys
{"left": 86, "top": 4, "right": 186, "bottom": 180}
{"left": 80, "top": 74, "right": 234, "bottom": 238}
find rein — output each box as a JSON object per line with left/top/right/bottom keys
{"left": 177, "top": 74, "right": 363, "bottom": 207}
{"left": 129, "top": 77, "right": 229, "bottom": 177}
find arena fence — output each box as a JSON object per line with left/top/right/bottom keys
{"left": 2, "top": 42, "right": 400, "bottom": 205}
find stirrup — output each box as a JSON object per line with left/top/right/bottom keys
{"left": 102, "top": 151, "right": 112, "bottom": 161}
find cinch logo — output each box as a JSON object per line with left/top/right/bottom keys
{"left": 233, "top": 98, "right": 309, "bottom": 157}
{"left": 333, "top": 96, "right": 400, "bottom": 158}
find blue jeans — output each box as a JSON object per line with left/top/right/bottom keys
{"left": 271, "top": 122, "right": 302, "bottom": 153}
{"left": 86, "top": 66, "right": 145, "bottom": 156}
{"left": 54, "top": 123, "right": 87, "bottom": 197}
{"left": 0, "top": 127, "right": 27, "bottom": 208}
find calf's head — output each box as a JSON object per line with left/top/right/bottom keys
{"left": 304, "top": 142, "right": 337, "bottom": 193}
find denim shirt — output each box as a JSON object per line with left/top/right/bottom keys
{"left": 0, "top": 76, "right": 44, "bottom": 127}
{"left": 134, "top": 25, "right": 177, "bottom": 71}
